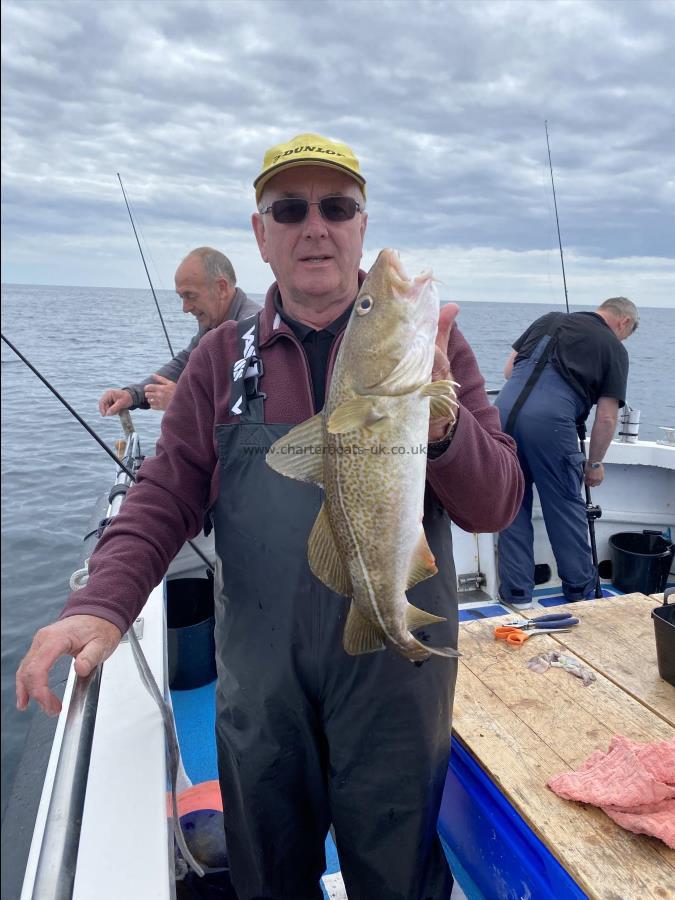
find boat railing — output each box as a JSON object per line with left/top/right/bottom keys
{"left": 27, "top": 427, "right": 140, "bottom": 900}
{"left": 30, "top": 669, "right": 103, "bottom": 900}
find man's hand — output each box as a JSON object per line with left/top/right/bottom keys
{"left": 584, "top": 461, "right": 605, "bottom": 488}
{"left": 144, "top": 375, "right": 177, "bottom": 411}
{"left": 99, "top": 388, "right": 133, "bottom": 417}
{"left": 16, "top": 615, "right": 122, "bottom": 716}
{"left": 429, "top": 303, "right": 460, "bottom": 443}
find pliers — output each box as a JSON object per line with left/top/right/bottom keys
{"left": 503, "top": 612, "right": 580, "bottom": 630}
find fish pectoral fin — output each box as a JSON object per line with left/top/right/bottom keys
{"left": 343, "top": 602, "right": 386, "bottom": 655}
{"left": 420, "top": 380, "right": 459, "bottom": 420}
{"left": 266, "top": 414, "right": 325, "bottom": 484}
{"left": 406, "top": 602, "right": 446, "bottom": 631}
{"left": 406, "top": 533, "right": 438, "bottom": 589}
{"left": 327, "top": 398, "right": 388, "bottom": 434}
{"left": 308, "top": 504, "right": 352, "bottom": 596}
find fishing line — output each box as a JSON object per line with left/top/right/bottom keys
{"left": 1, "top": 333, "right": 214, "bottom": 573}
{"left": 117, "top": 172, "right": 175, "bottom": 356}
{"left": 545, "top": 121, "right": 570, "bottom": 313}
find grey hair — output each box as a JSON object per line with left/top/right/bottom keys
{"left": 185, "top": 247, "right": 237, "bottom": 286}
{"left": 598, "top": 296, "right": 638, "bottom": 323}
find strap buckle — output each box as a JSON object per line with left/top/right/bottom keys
{"left": 244, "top": 355, "right": 266, "bottom": 401}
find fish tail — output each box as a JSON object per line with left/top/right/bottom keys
{"left": 424, "top": 643, "right": 461, "bottom": 659}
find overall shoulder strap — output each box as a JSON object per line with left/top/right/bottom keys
{"left": 503, "top": 319, "right": 562, "bottom": 435}
{"left": 229, "top": 312, "right": 266, "bottom": 422}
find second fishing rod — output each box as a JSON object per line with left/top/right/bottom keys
{"left": 545, "top": 121, "right": 603, "bottom": 599}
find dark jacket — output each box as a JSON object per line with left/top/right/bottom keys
{"left": 123, "top": 287, "right": 260, "bottom": 408}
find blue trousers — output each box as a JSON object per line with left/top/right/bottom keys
{"left": 495, "top": 350, "right": 597, "bottom": 603}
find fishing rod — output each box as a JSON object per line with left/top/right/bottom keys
{"left": 1, "top": 333, "right": 213, "bottom": 573}
{"left": 545, "top": 121, "right": 570, "bottom": 314}
{"left": 543, "top": 123, "right": 603, "bottom": 598}
{"left": 3, "top": 333, "right": 135, "bottom": 481}
{"left": 117, "top": 173, "right": 175, "bottom": 356}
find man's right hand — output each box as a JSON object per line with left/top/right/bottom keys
{"left": 16, "top": 615, "right": 123, "bottom": 716}
{"left": 98, "top": 388, "right": 133, "bottom": 417}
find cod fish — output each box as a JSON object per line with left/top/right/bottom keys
{"left": 266, "top": 248, "right": 459, "bottom": 662}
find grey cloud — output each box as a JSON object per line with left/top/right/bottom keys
{"left": 1, "top": 0, "right": 674, "bottom": 290}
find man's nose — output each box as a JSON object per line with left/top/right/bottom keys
{"left": 302, "top": 202, "right": 328, "bottom": 238}
{"left": 182, "top": 298, "right": 192, "bottom": 314}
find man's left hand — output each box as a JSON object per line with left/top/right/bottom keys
{"left": 145, "top": 375, "right": 177, "bottom": 411}
{"left": 584, "top": 461, "right": 605, "bottom": 487}
{"left": 428, "top": 303, "right": 459, "bottom": 443}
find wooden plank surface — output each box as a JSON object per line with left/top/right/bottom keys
{"left": 523, "top": 593, "right": 675, "bottom": 726}
{"left": 453, "top": 600, "right": 675, "bottom": 900}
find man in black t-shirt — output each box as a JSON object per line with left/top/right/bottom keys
{"left": 495, "top": 297, "right": 638, "bottom": 607}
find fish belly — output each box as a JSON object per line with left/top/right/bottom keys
{"left": 325, "top": 396, "right": 428, "bottom": 637}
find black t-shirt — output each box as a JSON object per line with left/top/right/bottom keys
{"left": 274, "top": 292, "right": 353, "bottom": 411}
{"left": 513, "top": 311, "right": 628, "bottom": 414}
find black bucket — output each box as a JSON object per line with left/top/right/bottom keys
{"left": 652, "top": 589, "right": 675, "bottom": 687}
{"left": 166, "top": 576, "right": 217, "bottom": 690}
{"left": 608, "top": 531, "right": 674, "bottom": 595}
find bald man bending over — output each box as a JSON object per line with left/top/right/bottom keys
{"left": 99, "top": 247, "right": 260, "bottom": 415}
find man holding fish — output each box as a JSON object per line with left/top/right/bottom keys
{"left": 17, "top": 133, "right": 523, "bottom": 899}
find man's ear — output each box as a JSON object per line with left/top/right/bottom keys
{"left": 252, "top": 212, "right": 269, "bottom": 263}
{"left": 216, "top": 277, "right": 233, "bottom": 301}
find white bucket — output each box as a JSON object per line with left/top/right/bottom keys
{"left": 619, "top": 405, "right": 640, "bottom": 443}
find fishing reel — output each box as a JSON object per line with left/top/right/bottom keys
{"left": 585, "top": 501, "right": 602, "bottom": 522}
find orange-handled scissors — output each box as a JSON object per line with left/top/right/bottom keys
{"left": 494, "top": 625, "right": 573, "bottom": 646}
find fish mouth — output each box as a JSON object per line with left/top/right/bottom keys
{"left": 383, "top": 249, "right": 433, "bottom": 302}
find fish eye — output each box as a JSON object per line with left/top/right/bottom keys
{"left": 356, "top": 296, "right": 373, "bottom": 316}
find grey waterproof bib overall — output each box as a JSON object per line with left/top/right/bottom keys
{"left": 495, "top": 335, "right": 596, "bottom": 603}
{"left": 212, "top": 315, "right": 458, "bottom": 900}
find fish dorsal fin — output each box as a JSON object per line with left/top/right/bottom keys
{"left": 343, "top": 601, "right": 386, "bottom": 655}
{"left": 406, "top": 532, "right": 438, "bottom": 589}
{"left": 266, "top": 413, "right": 324, "bottom": 484}
{"left": 327, "top": 397, "right": 388, "bottom": 435}
{"left": 420, "top": 380, "right": 459, "bottom": 420}
{"left": 308, "top": 503, "right": 352, "bottom": 596}
{"left": 405, "top": 602, "right": 446, "bottom": 631}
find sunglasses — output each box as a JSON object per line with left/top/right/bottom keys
{"left": 260, "top": 196, "right": 362, "bottom": 224}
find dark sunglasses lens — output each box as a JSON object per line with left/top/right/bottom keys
{"left": 319, "top": 197, "right": 358, "bottom": 221}
{"left": 271, "top": 199, "right": 308, "bottom": 223}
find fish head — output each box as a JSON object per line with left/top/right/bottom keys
{"left": 343, "top": 249, "right": 440, "bottom": 396}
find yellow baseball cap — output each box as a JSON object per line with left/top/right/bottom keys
{"left": 254, "top": 133, "right": 366, "bottom": 203}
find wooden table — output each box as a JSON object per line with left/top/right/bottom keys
{"left": 452, "top": 593, "right": 675, "bottom": 899}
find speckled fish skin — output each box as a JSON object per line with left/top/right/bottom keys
{"left": 267, "top": 248, "right": 459, "bottom": 662}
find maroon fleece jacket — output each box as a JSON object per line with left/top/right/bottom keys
{"left": 62, "top": 281, "right": 523, "bottom": 633}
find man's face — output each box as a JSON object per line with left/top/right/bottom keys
{"left": 175, "top": 256, "right": 230, "bottom": 329}
{"left": 252, "top": 166, "right": 367, "bottom": 312}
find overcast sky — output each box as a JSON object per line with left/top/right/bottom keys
{"left": 2, "top": 0, "right": 674, "bottom": 306}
